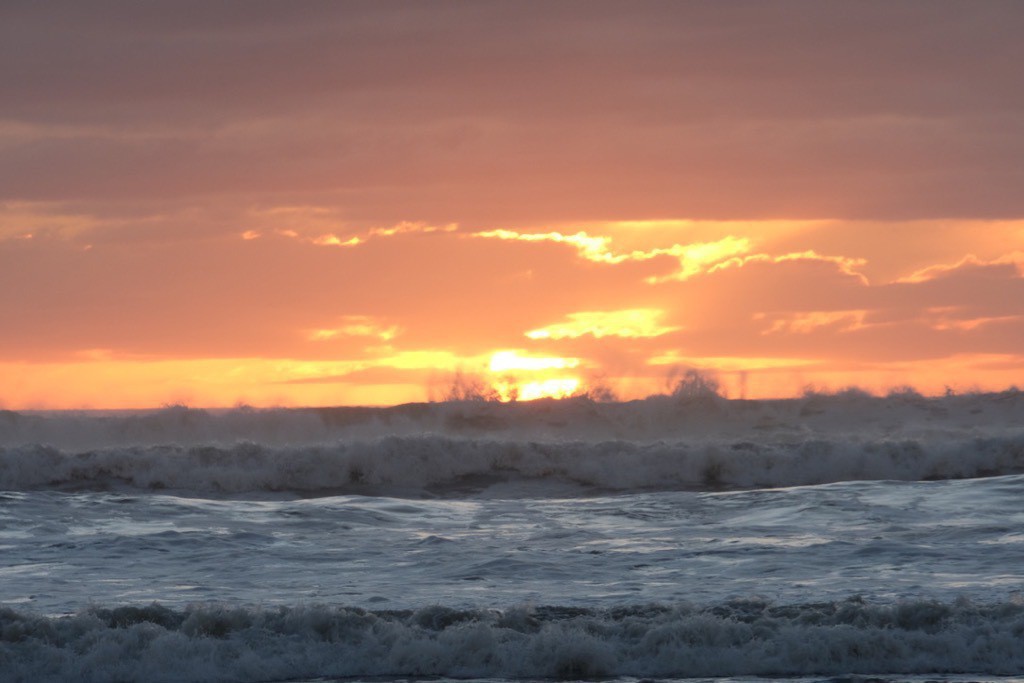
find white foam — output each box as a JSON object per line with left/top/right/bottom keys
{"left": 2, "top": 390, "right": 1022, "bottom": 447}
{"left": 2, "top": 598, "right": 1023, "bottom": 681}
{"left": 1, "top": 391, "right": 1022, "bottom": 495}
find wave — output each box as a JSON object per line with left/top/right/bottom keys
{"left": 2, "top": 432, "right": 1023, "bottom": 496}
{"left": 3, "top": 597, "right": 1024, "bottom": 682}
{"left": 2, "top": 389, "right": 1022, "bottom": 450}
{"left": 1, "top": 391, "right": 1022, "bottom": 496}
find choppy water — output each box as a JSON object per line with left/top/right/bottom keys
{"left": 1, "top": 391, "right": 1023, "bottom": 682}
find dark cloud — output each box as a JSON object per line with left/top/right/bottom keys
{"left": 2, "top": 1, "right": 1023, "bottom": 220}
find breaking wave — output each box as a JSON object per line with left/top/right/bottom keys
{"left": 1, "top": 390, "right": 1022, "bottom": 496}
{"left": 3, "top": 597, "right": 1024, "bottom": 682}
{"left": 2, "top": 433, "right": 1024, "bottom": 496}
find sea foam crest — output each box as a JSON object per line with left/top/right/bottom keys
{"left": 1, "top": 391, "right": 1022, "bottom": 495}
{"left": 2, "top": 390, "right": 1023, "bottom": 448}
{"left": 2, "top": 597, "right": 1024, "bottom": 682}
{"left": 2, "top": 433, "right": 1024, "bottom": 495}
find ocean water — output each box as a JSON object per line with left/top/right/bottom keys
{"left": 1, "top": 390, "right": 1023, "bottom": 682}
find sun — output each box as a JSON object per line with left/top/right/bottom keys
{"left": 488, "top": 350, "right": 582, "bottom": 401}
{"left": 515, "top": 378, "right": 581, "bottom": 401}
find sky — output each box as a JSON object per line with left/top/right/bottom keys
{"left": 3, "top": 0, "right": 1024, "bottom": 408}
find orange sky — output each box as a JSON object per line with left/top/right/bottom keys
{"left": 3, "top": 2, "right": 1024, "bottom": 409}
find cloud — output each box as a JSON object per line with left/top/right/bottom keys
{"left": 6, "top": 212, "right": 1023, "bottom": 378}
{"left": 708, "top": 250, "right": 870, "bottom": 285}
{"left": 0, "top": 222, "right": 641, "bottom": 362}
{"left": 896, "top": 252, "right": 1024, "bottom": 283}
{"left": 758, "top": 310, "right": 870, "bottom": 336}
{"left": 472, "top": 229, "right": 623, "bottom": 263}
{"left": 2, "top": 4, "right": 1023, "bottom": 221}
{"left": 474, "top": 229, "right": 752, "bottom": 281}
{"left": 525, "top": 309, "right": 680, "bottom": 340}
{"left": 0, "top": 201, "right": 108, "bottom": 241}
{"left": 307, "top": 316, "right": 400, "bottom": 343}
{"left": 239, "top": 211, "right": 460, "bottom": 251}
{"left": 4, "top": 213, "right": 1024, "bottom": 405}
{"left": 311, "top": 234, "right": 361, "bottom": 247}
{"left": 3, "top": 4, "right": 1024, "bottom": 406}
{"left": 920, "top": 308, "right": 1024, "bottom": 332}
{"left": 646, "top": 352, "right": 820, "bottom": 372}
{"left": 304, "top": 222, "right": 458, "bottom": 249}
{"left": 537, "top": 242, "right": 1021, "bottom": 375}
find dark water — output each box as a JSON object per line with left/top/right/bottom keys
{"left": 2, "top": 393, "right": 1024, "bottom": 682}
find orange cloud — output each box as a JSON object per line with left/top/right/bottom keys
{"left": 924, "top": 311, "right": 1024, "bottom": 332}
{"left": 3, "top": 209, "right": 1024, "bottom": 408}
{"left": 244, "top": 208, "right": 459, "bottom": 251}
{"left": 307, "top": 222, "right": 458, "bottom": 248}
{"left": 312, "top": 234, "right": 362, "bottom": 247}
{"left": 472, "top": 229, "right": 621, "bottom": 263}
{"left": 647, "top": 352, "right": 819, "bottom": 372}
{"left": 3, "top": 3, "right": 1024, "bottom": 410}
{"left": 709, "top": 250, "right": 869, "bottom": 284}
{"left": 0, "top": 201, "right": 107, "bottom": 241}
{"left": 897, "top": 252, "right": 1024, "bottom": 283}
{"left": 307, "top": 316, "right": 400, "bottom": 343}
{"left": 758, "top": 310, "right": 870, "bottom": 336}
{"left": 474, "top": 228, "right": 752, "bottom": 280}
{"left": 525, "top": 308, "right": 679, "bottom": 340}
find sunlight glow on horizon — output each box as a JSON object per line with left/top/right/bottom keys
{"left": 4, "top": 212, "right": 1024, "bottom": 409}
{"left": 4, "top": 350, "right": 1023, "bottom": 410}
{"left": 488, "top": 350, "right": 580, "bottom": 373}
{"left": 4, "top": 211, "right": 1024, "bottom": 409}
{"left": 515, "top": 378, "right": 581, "bottom": 401}
{"left": 4, "top": 5, "right": 1024, "bottom": 411}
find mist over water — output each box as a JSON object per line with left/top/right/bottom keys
{"left": 2, "top": 390, "right": 1023, "bottom": 682}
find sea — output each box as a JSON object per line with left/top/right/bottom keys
{"left": 1, "top": 390, "right": 1023, "bottom": 683}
